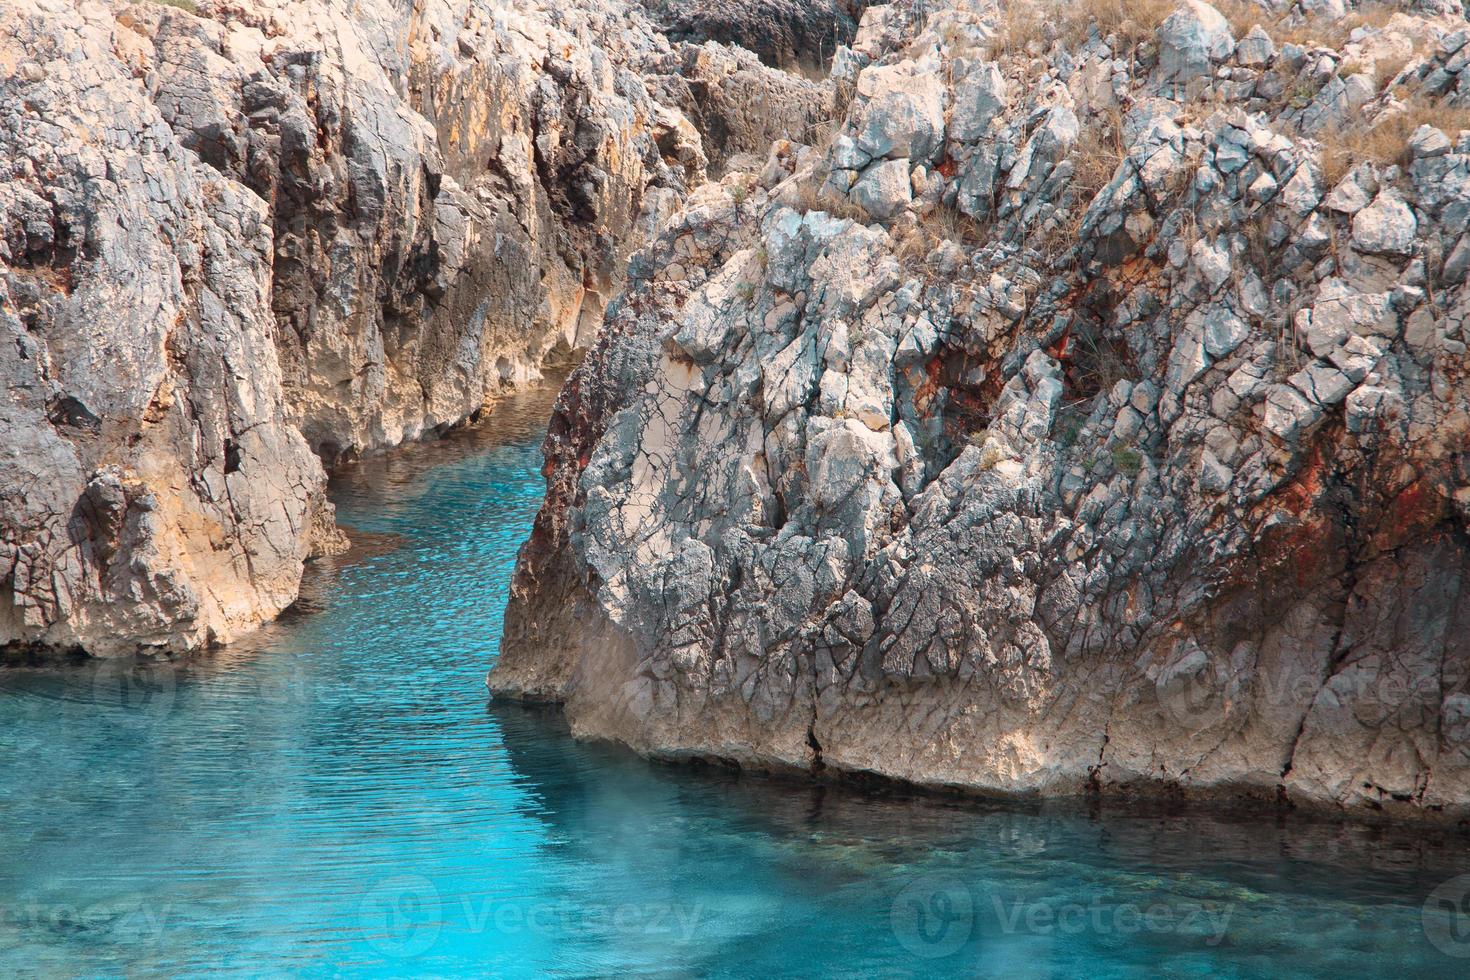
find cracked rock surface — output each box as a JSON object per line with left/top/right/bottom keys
{"left": 642, "top": 0, "right": 869, "bottom": 73}
{"left": 1, "top": 0, "right": 829, "bottom": 655}
{"left": 496, "top": 0, "right": 1470, "bottom": 820}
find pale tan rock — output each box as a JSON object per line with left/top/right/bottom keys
{"left": 1, "top": 0, "right": 828, "bottom": 656}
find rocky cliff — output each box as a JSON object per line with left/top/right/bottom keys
{"left": 495, "top": 0, "right": 1470, "bottom": 821}
{"left": 0, "top": 0, "right": 829, "bottom": 655}
{"left": 643, "top": 0, "right": 869, "bottom": 73}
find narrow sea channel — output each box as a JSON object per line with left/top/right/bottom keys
{"left": 3, "top": 384, "right": 1468, "bottom": 978}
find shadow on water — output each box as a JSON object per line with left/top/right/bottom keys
{"left": 488, "top": 696, "right": 1467, "bottom": 892}
{"left": 486, "top": 696, "right": 1470, "bottom": 978}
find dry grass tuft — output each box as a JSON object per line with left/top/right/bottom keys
{"left": 1072, "top": 109, "right": 1126, "bottom": 201}
{"left": 922, "top": 202, "right": 982, "bottom": 243}
{"left": 1372, "top": 50, "right": 1415, "bottom": 90}
{"left": 1066, "top": 325, "right": 1136, "bottom": 401}
{"left": 989, "top": 0, "right": 1408, "bottom": 63}
{"left": 988, "top": 0, "right": 1046, "bottom": 59}
{"left": 988, "top": 0, "right": 1173, "bottom": 58}
{"left": 803, "top": 80, "right": 856, "bottom": 152}
{"left": 893, "top": 226, "right": 930, "bottom": 266}
{"left": 1213, "top": 0, "right": 1400, "bottom": 50}
{"left": 1062, "top": 0, "right": 1176, "bottom": 49}
{"left": 792, "top": 179, "right": 867, "bottom": 223}
{"left": 1318, "top": 93, "right": 1470, "bottom": 185}
{"left": 894, "top": 203, "right": 983, "bottom": 266}
{"left": 1038, "top": 109, "right": 1126, "bottom": 263}
{"left": 1316, "top": 123, "right": 1355, "bottom": 189}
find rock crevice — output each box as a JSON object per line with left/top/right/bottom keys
{"left": 0, "top": 0, "right": 830, "bottom": 655}
{"left": 495, "top": 0, "right": 1470, "bottom": 821}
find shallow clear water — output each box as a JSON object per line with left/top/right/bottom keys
{"left": 5, "top": 385, "right": 1470, "bottom": 978}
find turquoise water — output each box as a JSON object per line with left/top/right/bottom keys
{"left": 4, "top": 384, "right": 1470, "bottom": 977}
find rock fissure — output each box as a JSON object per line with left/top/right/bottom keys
{"left": 493, "top": 0, "right": 1470, "bottom": 822}
{"left": 2, "top": 0, "right": 840, "bottom": 657}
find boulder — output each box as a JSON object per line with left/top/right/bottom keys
{"left": 852, "top": 62, "right": 948, "bottom": 163}
{"left": 1352, "top": 191, "right": 1419, "bottom": 256}
{"left": 1158, "top": 1, "right": 1236, "bottom": 85}
{"left": 1235, "top": 25, "right": 1276, "bottom": 67}
{"left": 949, "top": 62, "right": 1009, "bottom": 143}
{"left": 850, "top": 159, "right": 914, "bottom": 220}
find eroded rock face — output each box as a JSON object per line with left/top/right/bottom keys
{"left": 1, "top": 0, "right": 826, "bottom": 656}
{"left": 643, "top": 0, "right": 868, "bottom": 73}
{"left": 497, "top": 0, "right": 1470, "bottom": 820}
{"left": 138, "top": 0, "right": 708, "bottom": 462}
{"left": 1, "top": 1, "right": 332, "bottom": 655}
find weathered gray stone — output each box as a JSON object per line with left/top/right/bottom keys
{"left": 1192, "top": 238, "right": 1232, "bottom": 291}
{"left": 1324, "top": 169, "right": 1376, "bottom": 214}
{"left": 949, "top": 62, "right": 1008, "bottom": 143}
{"left": 495, "top": 0, "right": 1470, "bottom": 822}
{"left": 850, "top": 159, "right": 913, "bottom": 219}
{"left": 0, "top": 0, "right": 826, "bottom": 655}
{"left": 1234, "top": 25, "right": 1276, "bottom": 67}
{"left": 644, "top": 0, "right": 865, "bottom": 71}
{"left": 1247, "top": 172, "right": 1278, "bottom": 202}
{"left": 1214, "top": 138, "right": 1249, "bottom": 174}
{"left": 1263, "top": 384, "right": 1324, "bottom": 441}
{"left": 1202, "top": 306, "right": 1250, "bottom": 358}
{"left": 1278, "top": 164, "right": 1323, "bottom": 216}
{"left": 852, "top": 61, "right": 948, "bottom": 163}
{"left": 1352, "top": 191, "right": 1418, "bottom": 256}
{"left": 1158, "top": 2, "right": 1236, "bottom": 85}
{"left": 1409, "top": 124, "right": 1453, "bottom": 159}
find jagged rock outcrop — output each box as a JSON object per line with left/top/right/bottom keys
{"left": 496, "top": 0, "right": 1470, "bottom": 821}
{"left": 1, "top": 0, "right": 832, "bottom": 656}
{"left": 134, "top": 0, "right": 710, "bottom": 462}
{"left": 647, "top": 42, "right": 836, "bottom": 173}
{"left": 643, "top": 0, "right": 869, "bottom": 73}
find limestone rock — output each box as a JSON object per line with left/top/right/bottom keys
{"left": 852, "top": 61, "right": 948, "bottom": 163}
{"left": 1352, "top": 191, "right": 1419, "bottom": 256}
{"left": 949, "top": 62, "right": 1008, "bottom": 143}
{"left": 498, "top": 0, "right": 1470, "bottom": 824}
{"left": 1202, "top": 306, "right": 1250, "bottom": 358}
{"left": 1, "top": 0, "right": 830, "bottom": 655}
{"left": 643, "top": 0, "right": 864, "bottom": 72}
{"left": 850, "top": 159, "right": 913, "bottom": 219}
{"left": 1158, "top": 2, "right": 1235, "bottom": 86}
{"left": 1409, "top": 124, "right": 1452, "bottom": 159}
{"left": 1235, "top": 25, "right": 1276, "bottom": 67}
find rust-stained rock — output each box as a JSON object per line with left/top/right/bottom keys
{"left": 495, "top": 0, "right": 1470, "bottom": 821}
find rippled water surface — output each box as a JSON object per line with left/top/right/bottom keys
{"left": 5, "top": 384, "right": 1470, "bottom": 977}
